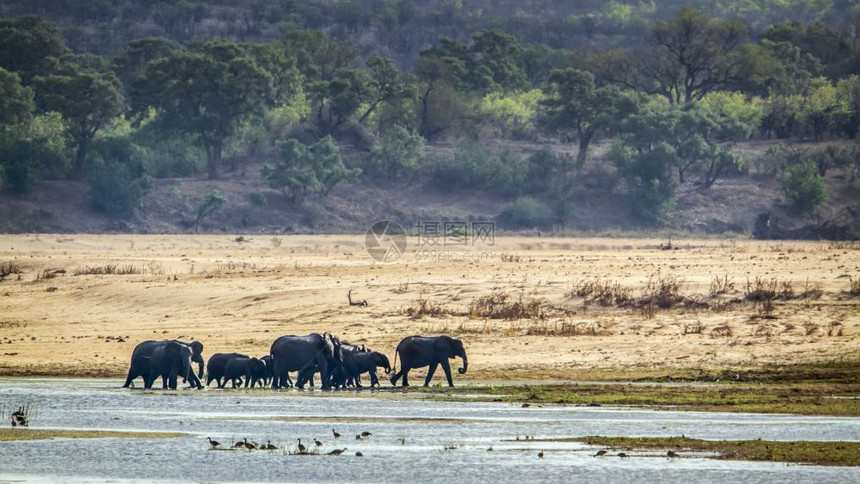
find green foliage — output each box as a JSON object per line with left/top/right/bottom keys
{"left": 782, "top": 162, "right": 827, "bottom": 214}
{"left": 480, "top": 90, "right": 542, "bottom": 139}
{"left": 0, "top": 68, "right": 34, "bottom": 127}
{"left": 33, "top": 54, "right": 124, "bottom": 176}
{"left": 0, "top": 15, "right": 68, "bottom": 83}
{"left": 429, "top": 138, "right": 526, "bottom": 196}
{"left": 540, "top": 68, "right": 630, "bottom": 166}
{"left": 368, "top": 125, "right": 425, "bottom": 181}
{"left": 0, "top": 112, "right": 69, "bottom": 192}
{"left": 87, "top": 135, "right": 152, "bottom": 217}
{"left": 262, "top": 136, "right": 359, "bottom": 203}
{"left": 699, "top": 91, "right": 764, "bottom": 137}
{"left": 130, "top": 40, "right": 272, "bottom": 179}
{"left": 497, "top": 196, "right": 549, "bottom": 229}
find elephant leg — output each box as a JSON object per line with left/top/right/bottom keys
{"left": 424, "top": 363, "right": 438, "bottom": 386}
{"left": 370, "top": 371, "right": 379, "bottom": 387}
{"left": 390, "top": 370, "right": 401, "bottom": 386}
{"left": 402, "top": 369, "right": 410, "bottom": 387}
{"left": 440, "top": 360, "right": 454, "bottom": 387}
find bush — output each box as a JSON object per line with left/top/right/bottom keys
{"left": 782, "top": 162, "right": 827, "bottom": 214}
{"left": 87, "top": 136, "right": 152, "bottom": 217}
{"left": 497, "top": 196, "right": 549, "bottom": 229}
{"left": 429, "top": 139, "right": 527, "bottom": 196}
{"left": 88, "top": 160, "right": 152, "bottom": 217}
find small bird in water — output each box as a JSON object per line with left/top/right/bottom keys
{"left": 594, "top": 450, "right": 607, "bottom": 457}
{"left": 314, "top": 438, "right": 323, "bottom": 447}
{"left": 355, "top": 451, "right": 363, "bottom": 457}
{"left": 207, "top": 437, "right": 221, "bottom": 449}
{"left": 355, "top": 434, "right": 363, "bottom": 440}
{"left": 264, "top": 440, "right": 277, "bottom": 451}
{"left": 297, "top": 439, "right": 307, "bottom": 454}
{"left": 667, "top": 450, "right": 679, "bottom": 458}
{"left": 233, "top": 439, "right": 245, "bottom": 448}
{"left": 360, "top": 431, "right": 372, "bottom": 438}
{"left": 618, "top": 452, "right": 629, "bottom": 459}
{"left": 538, "top": 450, "right": 544, "bottom": 459}
{"left": 327, "top": 448, "right": 347, "bottom": 456}
{"left": 332, "top": 429, "right": 341, "bottom": 439}
{"left": 243, "top": 438, "right": 257, "bottom": 450}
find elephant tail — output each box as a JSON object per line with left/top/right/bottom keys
{"left": 391, "top": 349, "right": 399, "bottom": 375}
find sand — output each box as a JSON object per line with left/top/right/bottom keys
{"left": 0, "top": 234, "right": 857, "bottom": 380}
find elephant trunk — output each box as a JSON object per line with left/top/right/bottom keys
{"left": 458, "top": 350, "right": 468, "bottom": 375}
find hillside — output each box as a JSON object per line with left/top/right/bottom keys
{"left": 1, "top": 139, "right": 857, "bottom": 238}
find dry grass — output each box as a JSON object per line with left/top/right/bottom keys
{"left": 850, "top": 276, "right": 860, "bottom": 296}
{"left": 569, "top": 278, "right": 632, "bottom": 307}
{"left": 73, "top": 264, "right": 143, "bottom": 276}
{"left": 467, "top": 290, "right": 546, "bottom": 320}
{"left": 0, "top": 234, "right": 858, "bottom": 380}
{"left": 0, "top": 261, "right": 21, "bottom": 281}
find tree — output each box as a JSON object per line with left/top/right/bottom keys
{"left": 33, "top": 54, "right": 124, "bottom": 177}
{"left": 0, "top": 15, "right": 67, "bottom": 83}
{"left": 131, "top": 40, "right": 272, "bottom": 179}
{"left": 358, "top": 54, "right": 409, "bottom": 125}
{"left": 782, "top": 162, "right": 827, "bottom": 214}
{"left": 87, "top": 135, "right": 152, "bottom": 216}
{"left": 262, "top": 136, "right": 360, "bottom": 203}
{"left": 0, "top": 68, "right": 34, "bottom": 127}
{"left": 598, "top": 9, "right": 749, "bottom": 105}
{"left": 539, "top": 68, "right": 628, "bottom": 167}
{"left": 369, "top": 125, "right": 424, "bottom": 181}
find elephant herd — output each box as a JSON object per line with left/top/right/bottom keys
{"left": 122, "top": 333, "right": 468, "bottom": 391}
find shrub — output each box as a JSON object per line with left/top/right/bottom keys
{"left": 497, "top": 196, "right": 549, "bottom": 229}
{"left": 88, "top": 135, "right": 152, "bottom": 217}
{"left": 781, "top": 162, "right": 827, "bottom": 214}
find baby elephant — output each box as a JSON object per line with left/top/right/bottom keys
{"left": 225, "top": 356, "right": 267, "bottom": 388}
{"left": 343, "top": 350, "right": 391, "bottom": 388}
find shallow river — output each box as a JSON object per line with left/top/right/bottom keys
{"left": 1, "top": 378, "right": 859, "bottom": 483}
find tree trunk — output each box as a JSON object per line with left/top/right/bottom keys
{"left": 207, "top": 142, "right": 222, "bottom": 180}
{"left": 575, "top": 129, "right": 594, "bottom": 169}
{"left": 72, "top": 138, "right": 89, "bottom": 178}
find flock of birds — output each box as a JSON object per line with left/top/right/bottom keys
{"left": 537, "top": 449, "right": 681, "bottom": 459}
{"left": 206, "top": 428, "right": 371, "bottom": 457}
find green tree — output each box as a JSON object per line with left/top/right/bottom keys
{"left": 262, "top": 136, "right": 359, "bottom": 203}
{"left": 32, "top": 54, "right": 124, "bottom": 177}
{"left": 358, "top": 54, "right": 409, "bottom": 125}
{"left": 87, "top": 135, "right": 152, "bottom": 217}
{"left": 0, "top": 15, "right": 68, "bottom": 83}
{"left": 0, "top": 68, "right": 34, "bottom": 127}
{"left": 782, "top": 162, "right": 827, "bottom": 214}
{"left": 0, "top": 112, "right": 70, "bottom": 192}
{"left": 539, "top": 68, "right": 628, "bottom": 167}
{"left": 369, "top": 124, "right": 424, "bottom": 181}
{"left": 131, "top": 40, "right": 272, "bottom": 179}
{"left": 598, "top": 9, "right": 749, "bottom": 105}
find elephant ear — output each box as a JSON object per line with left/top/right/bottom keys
{"left": 433, "top": 336, "right": 453, "bottom": 355}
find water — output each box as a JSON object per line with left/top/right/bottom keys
{"left": 1, "top": 378, "right": 859, "bottom": 483}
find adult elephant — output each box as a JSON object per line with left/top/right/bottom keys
{"left": 270, "top": 333, "right": 341, "bottom": 390}
{"left": 224, "top": 356, "right": 267, "bottom": 388}
{"left": 389, "top": 335, "right": 467, "bottom": 387}
{"left": 148, "top": 341, "right": 196, "bottom": 390}
{"left": 123, "top": 340, "right": 204, "bottom": 389}
{"left": 206, "top": 353, "right": 249, "bottom": 388}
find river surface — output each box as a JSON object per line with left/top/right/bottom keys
{"left": 1, "top": 378, "right": 859, "bottom": 483}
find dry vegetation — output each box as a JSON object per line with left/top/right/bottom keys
{"left": 0, "top": 235, "right": 858, "bottom": 380}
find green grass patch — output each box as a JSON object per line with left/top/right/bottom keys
{"left": 567, "top": 436, "right": 860, "bottom": 467}
{"left": 0, "top": 428, "right": 187, "bottom": 441}
{"left": 428, "top": 382, "right": 860, "bottom": 416}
